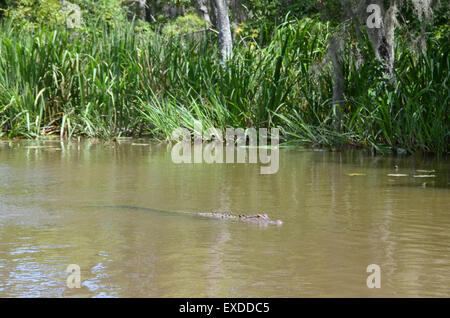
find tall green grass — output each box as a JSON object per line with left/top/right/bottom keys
{"left": 0, "top": 18, "right": 448, "bottom": 154}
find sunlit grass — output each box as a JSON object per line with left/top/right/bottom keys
{"left": 0, "top": 18, "right": 448, "bottom": 154}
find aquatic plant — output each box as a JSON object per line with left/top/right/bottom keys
{"left": 0, "top": 16, "right": 447, "bottom": 154}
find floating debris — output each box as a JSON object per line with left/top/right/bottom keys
{"left": 347, "top": 173, "right": 366, "bottom": 176}
{"left": 413, "top": 175, "right": 436, "bottom": 178}
{"left": 131, "top": 143, "right": 150, "bottom": 146}
{"left": 387, "top": 174, "right": 409, "bottom": 177}
{"left": 416, "top": 169, "right": 436, "bottom": 173}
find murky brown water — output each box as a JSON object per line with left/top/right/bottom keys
{"left": 0, "top": 139, "right": 449, "bottom": 297}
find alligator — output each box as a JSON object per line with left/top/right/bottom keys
{"left": 94, "top": 205, "right": 283, "bottom": 226}
{"left": 193, "top": 212, "right": 283, "bottom": 226}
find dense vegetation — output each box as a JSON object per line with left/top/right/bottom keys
{"left": 0, "top": 0, "right": 448, "bottom": 154}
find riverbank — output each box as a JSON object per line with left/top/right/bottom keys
{"left": 0, "top": 19, "right": 448, "bottom": 155}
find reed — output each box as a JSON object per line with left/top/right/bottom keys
{"left": 0, "top": 18, "right": 447, "bottom": 154}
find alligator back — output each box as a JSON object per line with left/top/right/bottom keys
{"left": 194, "top": 212, "right": 283, "bottom": 226}
{"left": 92, "top": 206, "right": 283, "bottom": 226}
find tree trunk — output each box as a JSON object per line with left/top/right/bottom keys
{"left": 214, "top": 0, "right": 233, "bottom": 64}
{"left": 137, "top": 0, "right": 146, "bottom": 21}
{"left": 196, "top": 0, "right": 212, "bottom": 25}
{"left": 147, "top": 0, "right": 157, "bottom": 22}
{"left": 60, "top": 0, "right": 82, "bottom": 29}
{"left": 365, "top": 0, "right": 397, "bottom": 77}
{"left": 163, "top": 2, "right": 178, "bottom": 19}
{"left": 228, "top": 0, "right": 247, "bottom": 24}
{"left": 329, "top": 35, "right": 344, "bottom": 132}
{"left": 383, "top": 3, "right": 397, "bottom": 76}
{"left": 209, "top": 0, "right": 217, "bottom": 27}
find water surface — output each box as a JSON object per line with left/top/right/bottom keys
{"left": 0, "top": 139, "right": 449, "bottom": 297}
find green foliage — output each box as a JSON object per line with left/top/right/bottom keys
{"left": 1, "top": 0, "right": 128, "bottom": 30}
{"left": 243, "top": 0, "right": 319, "bottom": 23}
{"left": 0, "top": 1, "right": 447, "bottom": 154}
{"left": 2, "top": 0, "right": 66, "bottom": 29}
{"left": 76, "top": 0, "right": 127, "bottom": 27}
{"left": 162, "top": 13, "right": 208, "bottom": 37}
{"left": 277, "top": 23, "right": 449, "bottom": 154}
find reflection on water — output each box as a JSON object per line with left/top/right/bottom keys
{"left": 0, "top": 139, "right": 449, "bottom": 297}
